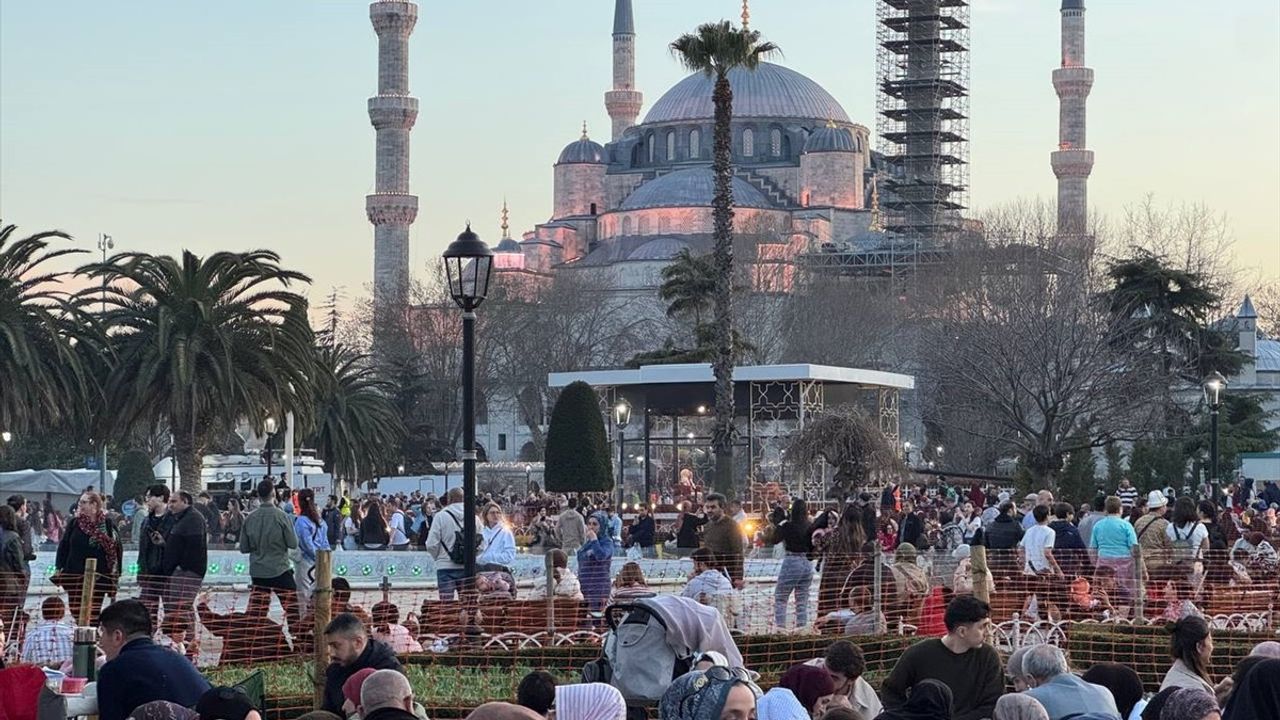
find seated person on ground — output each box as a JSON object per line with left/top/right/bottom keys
{"left": 371, "top": 601, "right": 423, "bottom": 654}
{"left": 516, "top": 670, "right": 557, "bottom": 718}
{"left": 196, "top": 590, "right": 291, "bottom": 665}
{"left": 536, "top": 549, "right": 583, "bottom": 600}
{"left": 804, "top": 639, "right": 883, "bottom": 720}
{"left": 682, "top": 547, "right": 736, "bottom": 603}
{"left": 20, "top": 596, "right": 75, "bottom": 668}
{"left": 881, "top": 595, "right": 1003, "bottom": 720}
{"left": 96, "top": 599, "right": 211, "bottom": 720}
{"left": 358, "top": 669, "right": 418, "bottom": 720}
{"left": 196, "top": 686, "right": 262, "bottom": 720}
{"left": 321, "top": 612, "right": 404, "bottom": 715}
{"left": 1020, "top": 644, "right": 1120, "bottom": 720}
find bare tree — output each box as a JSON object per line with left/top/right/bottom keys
{"left": 919, "top": 203, "right": 1166, "bottom": 489}
{"left": 1102, "top": 194, "right": 1238, "bottom": 303}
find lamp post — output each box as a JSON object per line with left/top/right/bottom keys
{"left": 1203, "top": 370, "right": 1228, "bottom": 499}
{"left": 525, "top": 464, "right": 533, "bottom": 496}
{"left": 263, "top": 417, "right": 278, "bottom": 479}
{"left": 614, "top": 400, "right": 632, "bottom": 506}
{"left": 442, "top": 223, "right": 494, "bottom": 585}
{"left": 903, "top": 441, "right": 913, "bottom": 465}
{"left": 1, "top": 431, "right": 10, "bottom": 443}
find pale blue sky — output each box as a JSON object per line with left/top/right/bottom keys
{"left": 2, "top": 0, "right": 1278, "bottom": 304}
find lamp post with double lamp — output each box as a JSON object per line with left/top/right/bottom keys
{"left": 442, "top": 223, "right": 494, "bottom": 585}
{"left": 614, "top": 400, "right": 632, "bottom": 505}
{"left": 1203, "top": 370, "right": 1228, "bottom": 498}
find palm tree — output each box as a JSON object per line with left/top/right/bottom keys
{"left": 311, "top": 344, "right": 405, "bottom": 482}
{"left": 82, "top": 250, "right": 314, "bottom": 491}
{"left": 0, "top": 223, "right": 95, "bottom": 436}
{"left": 670, "top": 21, "right": 780, "bottom": 496}
{"left": 659, "top": 249, "right": 717, "bottom": 327}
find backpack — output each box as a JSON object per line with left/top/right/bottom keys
{"left": 583, "top": 603, "right": 690, "bottom": 703}
{"left": 443, "top": 508, "right": 480, "bottom": 565}
{"left": 1170, "top": 524, "right": 1197, "bottom": 565}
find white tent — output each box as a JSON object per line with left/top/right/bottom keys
{"left": 0, "top": 469, "right": 115, "bottom": 509}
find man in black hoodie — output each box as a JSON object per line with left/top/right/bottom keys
{"left": 983, "top": 502, "right": 1025, "bottom": 576}
{"left": 137, "top": 485, "right": 174, "bottom": 630}
{"left": 322, "top": 612, "right": 403, "bottom": 714}
{"left": 158, "top": 491, "right": 207, "bottom": 642}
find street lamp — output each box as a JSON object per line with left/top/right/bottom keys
{"left": 263, "top": 417, "right": 278, "bottom": 479}
{"left": 1203, "top": 370, "right": 1228, "bottom": 498}
{"left": 903, "top": 440, "right": 913, "bottom": 464}
{"left": 443, "top": 223, "right": 494, "bottom": 585}
{"left": 397, "top": 464, "right": 405, "bottom": 475}
{"left": 1, "top": 431, "right": 10, "bottom": 443}
{"left": 525, "top": 464, "right": 533, "bottom": 496}
{"left": 614, "top": 400, "right": 632, "bottom": 505}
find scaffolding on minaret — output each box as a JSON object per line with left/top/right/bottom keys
{"left": 875, "top": 0, "right": 970, "bottom": 242}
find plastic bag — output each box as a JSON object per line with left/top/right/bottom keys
{"left": 626, "top": 545, "right": 643, "bottom": 561}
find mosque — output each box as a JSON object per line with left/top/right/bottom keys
{"left": 488, "top": 0, "right": 884, "bottom": 296}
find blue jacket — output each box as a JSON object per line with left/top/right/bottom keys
{"left": 1024, "top": 674, "right": 1120, "bottom": 720}
{"left": 97, "top": 638, "right": 211, "bottom": 720}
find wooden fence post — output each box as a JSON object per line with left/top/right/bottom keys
{"left": 79, "top": 558, "right": 98, "bottom": 627}
{"left": 1131, "top": 545, "right": 1146, "bottom": 622}
{"left": 312, "top": 550, "right": 333, "bottom": 710}
{"left": 544, "top": 552, "right": 556, "bottom": 635}
{"left": 972, "top": 545, "right": 991, "bottom": 604}
{"left": 871, "top": 547, "right": 884, "bottom": 618}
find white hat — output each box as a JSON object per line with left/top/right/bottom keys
{"left": 1147, "top": 490, "right": 1168, "bottom": 508}
{"left": 1024, "top": 493, "right": 1039, "bottom": 502}
{"left": 998, "top": 491, "right": 1011, "bottom": 503}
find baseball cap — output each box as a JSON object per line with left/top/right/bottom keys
{"left": 196, "top": 687, "right": 256, "bottom": 720}
{"left": 1147, "top": 490, "right": 1168, "bottom": 508}
{"left": 342, "top": 668, "right": 379, "bottom": 709}
{"left": 1024, "top": 493, "right": 1039, "bottom": 503}
{"left": 998, "top": 491, "right": 1010, "bottom": 503}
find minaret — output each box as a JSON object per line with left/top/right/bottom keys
{"left": 604, "top": 0, "right": 641, "bottom": 140}
{"left": 1051, "top": 0, "right": 1094, "bottom": 238}
{"left": 367, "top": 1, "right": 419, "bottom": 320}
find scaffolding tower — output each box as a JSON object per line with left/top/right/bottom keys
{"left": 876, "top": 0, "right": 970, "bottom": 241}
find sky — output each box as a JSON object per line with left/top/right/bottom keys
{"left": 2, "top": 0, "right": 1278, "bottom": 308}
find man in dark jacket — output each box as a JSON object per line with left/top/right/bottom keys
{"left": 897, "top": 501, "right": 926, "bottom": 549}
{"left": 158, "top": 491, "right": 208, "bottom": 641}
{"left": 137, "top": 484, "right": 173, "bottom": 630}
{"left": 195, "top": 492, "right": 222, "bottom": 545}
{"left": 323, "top": 495, "right": 343, "bottom": 549}
{"left": 628, "top": 506, "right": 656, "bottom": 557}
{"left": 1049, "top": 502, "right": 1089, "bottom": 578}
{"left": 96, "top": 599, "right": 210, "bottom": 720}
{"left": 983, "top": 503, "right": 1025, "bottom": 576}
{"left": 322, "top": 613, "right": 403, "bottom": 714}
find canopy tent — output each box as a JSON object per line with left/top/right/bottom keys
{"left": 0, "top": 469, "right": 114, "bottom": 509}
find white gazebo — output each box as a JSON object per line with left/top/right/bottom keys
{"left": 548, "top": 363, "right": 914, "bottom": 503}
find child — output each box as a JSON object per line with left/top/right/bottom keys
{"left": 538, "top": 549, "right": 583, "bottom": 600}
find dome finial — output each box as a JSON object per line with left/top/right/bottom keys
{"left": 741, "top": 0, "right": 750, "bottom": 30}
{"left": 500, "top": 198, "right": 510, "bottom": 240}
{"left": 825, "top": 118, "right": 836, "bottom": 129}
{"left": 581, "top": 121, "right": 589, "bottom": 140}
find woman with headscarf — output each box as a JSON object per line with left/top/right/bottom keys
{"left": 54, "top": 491, "right": 122, "bottom": 625}
{"left": 577, "top": 513, "right": 614, "bottom": 614}
{"left": 872, "top": 679, "right": 953, "bottom": 720}
{"left": 1156, "top": 688, "right": 1220, "bottom": 720}
{"left": 890, "top": 543, "right": 931, "bottom": 599}
{"left": 757, "top": 688, "right": 809, "bottom": 720}
{"left": 553, "top": 683, "right": 626, "bottom": 720}
{"left": 1082, "top": 662, "right": 1148, "bottom": 720}
{"left": 659, "top": 668, "right": 761, "bottom": 720}
{"left": 779, "top": 664, "right": 835, "bottom": 715}
{"left": 125, "top": 700, "right": 199, "bottom": 720}
{"left": 992, "top": 694, "right": 1049, "bottom": 720}
{"left": 1223, "top": 657, "right": 1280, "bottom": 720}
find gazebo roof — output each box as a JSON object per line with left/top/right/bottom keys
{"left": 548, "top": 363, "right": 914, "bottom": 391}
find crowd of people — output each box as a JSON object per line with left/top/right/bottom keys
{"left": 4, "top": 473, "right": 1280, "bottom": 720}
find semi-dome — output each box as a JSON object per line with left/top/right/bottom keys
{"left": 628, "top": 237, "right": 691, "bottom": 261}
{"left": 619, "top": 167, "right": 772, "bottom": 210}
{"left": 557, "top": 135, "right": 606, "bottom": 164}
{"left": 643, "top": 62, "right": 850, "bottom": 125}
{"left": 804, "top": 125, "right": 855, "bottom": 153}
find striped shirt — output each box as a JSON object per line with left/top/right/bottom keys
{"left": 1118, "top": 486, "right": 1139, "bottom": 508}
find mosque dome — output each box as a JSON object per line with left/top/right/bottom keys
{"left": 557, "top": 134, "right": 606, "bottom": 164}
{"left": 495, "top": 237, "right": 522, "bottom": 253}
{"left": 643, "top": 62, "right": 850, "bottom": 125}
{"left": 628, "top": 237, "right": 691, "bottom": 261}
{"left": 619, "top": 167, "right": 772, "bottom": 210}
{"left": 803, "top": 125, "right": 855, "bottom": 153}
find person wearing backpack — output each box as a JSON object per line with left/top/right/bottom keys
{"left": 1165, "top": 496, "right": 1209, "bottom": 568}
{"left": 424, "top": 487, "right": 478, "bottom": 600}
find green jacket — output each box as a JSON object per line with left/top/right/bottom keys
{"left": 239, "top": 503, "right": 298, "bottom": 579}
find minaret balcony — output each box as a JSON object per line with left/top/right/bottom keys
{"left": 370, "top": 1, "right": 418, "bottom": 36}
{"left": 368, "top": 95, "right": 419, "bottom": 129}
{"left": 1051, "top": 149, "right": 1094, "bottom": 178}
{"left": 1052, "top": 66, "right": 1094, "bottom": 96}
{"left": 366, "top": 193, "right": 419, "bottom": 225}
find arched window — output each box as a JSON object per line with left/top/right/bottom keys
{"left": 742, "top": 128, "right": 754, "bottom": 157}
{"left": 770, "top": 129, "right": 782, "bottom": 157}
{"left": 781, "top": 135, "right": 792, "bottom": 159}
{"left": 666, "top": 131, "right": 676, "bottom": 161}
{"left": 631, "top": 143, "right": 643, "bottom": 167}
{"left": 689, "top": 129, "right": 701, "bottom": 159}
{"left": 659, "top": 217, "right": 670, "bottom": 233}
{"left": 622, "top": 216, "right": 633, "bottom": 236}
{"left": 647, "top": 133, "right": 655, "bottom": 164}
{"left": 638, "top": 216, "right": 650, "bottom": 234}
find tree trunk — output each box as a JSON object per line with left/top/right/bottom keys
{"left": 710, "top": 72, "right": 737, "bottom": 498}
{"left": 172, "top": 428, "right": 204, "bottom": 494}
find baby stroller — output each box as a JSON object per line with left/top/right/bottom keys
{"left": 583, "top": 595, "right": 743, "bottom": 704}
